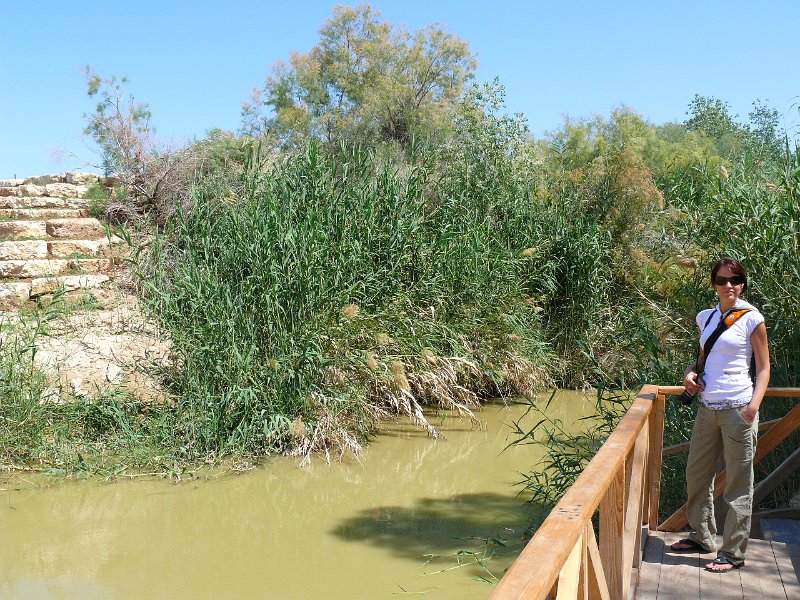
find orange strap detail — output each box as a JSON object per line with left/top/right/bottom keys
{"left": 723, "top": 308, "right": 751, "bottom": 327}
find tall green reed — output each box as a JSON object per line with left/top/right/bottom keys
{"left": 134, "top": 143, "right": 558, "bottom": 460}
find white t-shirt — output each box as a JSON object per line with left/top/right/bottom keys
{"left": 696, "top": 299, "right": 764, "bottom": 409}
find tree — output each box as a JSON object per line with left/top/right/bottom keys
{"left": 241, "top": 4, "right": 477, "bottom": 149}
{"left": 685, "top": 94, "right": 740, "bottom": 140}
{"left": 684, "top": 94, "right": 786, "bottom": 169}
{"left": 746, "top": 99, "right": 784, "bottom": 166}
{"left": 82, "top": 68, "right": 207, "bottom": 223}
{"left": 83, "top": 67, "right": 153, "bottom": 181}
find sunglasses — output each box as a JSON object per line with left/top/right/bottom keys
{"left": 714, "top": 275, "right": 745, "bottom": 286}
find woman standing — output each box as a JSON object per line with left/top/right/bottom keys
{"left": 670, "top": 257, "right": 770, "bottom": 572}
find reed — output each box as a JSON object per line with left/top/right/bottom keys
{"left": 132, "top": 143, "right": 560, "bottom": 461}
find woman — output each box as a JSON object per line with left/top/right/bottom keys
{"left": 670, "top": 257, "right": 770, "bottom": 572}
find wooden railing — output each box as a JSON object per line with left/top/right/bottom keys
{"left": 489, "top": 385, "right": 800, "bottom": 600}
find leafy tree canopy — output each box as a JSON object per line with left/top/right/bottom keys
{"left": 684, "top": 94, "right": 785, "bottom": 168}
{"left": 241, "top": 4, "right": 477, "bottom": 149}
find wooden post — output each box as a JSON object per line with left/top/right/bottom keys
{"left": 586, "top": 522, "right": 611, "bottom": 600}
{"left": 647, "top": 393, "right": 666, "bottom": 527}
{"left": 556, "top": 535, "right": 583, "bottom": 600}
{"left": 579, "top": 526, "right": 589, "bottom": 600}
{"left": 600, "top": 465, "right": 625, "bottom": 600}
{"left": 622, "top": 425, "right": 647, "bottom": 594}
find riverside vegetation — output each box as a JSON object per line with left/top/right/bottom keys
{"left": 2, "top": 6, "right": 799, "bottom": 523}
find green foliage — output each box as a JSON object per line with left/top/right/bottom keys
{"left": 242, "top": 4, "right": 476, "bottom": 150}
{"left": 133, "top": 142, "right": 557, "bottom": 458}
{"left": 435, "top": 79, "right": 535, "bottom": 202}
{"left": 66, "top": 44, "right": 800, "bottom": 487}
{"left": 0, "top": 316, "right": 52, "bottom": 464}
{"left": 685, "top": 94, "right": 787, "bottom": 172}
{"left": 83, "top": 179, "right": 111, "bottom": 219}
{"left": 680, "top": 152, "right": 800, "bottom": 386}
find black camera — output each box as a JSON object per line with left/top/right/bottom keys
{"left": 678, "top": 389, "right": 696, "bottom": 406}
{"left": 679, "top": 372, "right": 704, "bottom": 406}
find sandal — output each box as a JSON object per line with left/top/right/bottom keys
{"left": 705, "top": 556, "right": 743, "bottom": 572}
{"left": 669, "top": 538, "right": 705, "bottom": 552}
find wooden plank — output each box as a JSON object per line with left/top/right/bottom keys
{"left": 753, "top": 402, "right": 800, "bottom": 463}
{"left": 648, "top": 394, "right": 666, "bottom": 524}
{"left": 771, "top": 541, "right": 800, "bottom": 599}
{"left": 556, "top": 536, "right": 583, "bottom": 600}
{"left": 753, "top": 445, "right": 800, "bottom": 504}
{"left": 760, "top": 388, "right": 800, "bottom": 397}
{"left": 636, "top": 530, "right": 664, "bottom": 599}
{"left": 579, "top": 527, "right": 589, "bottom": 600}
{"left": 659, "top": 401, "right": 800, "bottom": 532}
{"left": 740, "top": 538, "right": 787, "bottom": 600}
{"left": 653, "top": 532, "right": 703, "bottom": 600}
{"left": 600, "top": 465, "right": 625, "bottom": 600}
{"left": 623, "top": 426, "right": 647, "bottom": 585}
{"left": 586, "top": 523, "right": 611, "bottom": 600}
{"left": 633, "top": 485, "right": 646, "bottom": 570}
{"left": 699, "top": 561, "right": 744, "bottom": 599}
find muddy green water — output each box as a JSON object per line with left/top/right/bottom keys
{"left": 1, "top": 392, "right": 596, "bottom": 600}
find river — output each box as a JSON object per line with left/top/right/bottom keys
{"left": 1, "top": 391, "right": 597, "bottom": 599}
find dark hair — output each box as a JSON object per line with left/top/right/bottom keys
{"left": 711, "top": 257, "right": 748, "bottom": 291}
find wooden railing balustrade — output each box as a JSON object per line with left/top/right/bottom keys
{"left": 489, "top": 386, "right": 800, "bottom": 600}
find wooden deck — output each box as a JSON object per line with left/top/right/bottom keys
{"left": 637, "top": 527, "right": 800, "bottom": 599}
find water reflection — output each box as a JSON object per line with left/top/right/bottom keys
{"left": 332, "top": 492, "right": 544, "bottom": 581}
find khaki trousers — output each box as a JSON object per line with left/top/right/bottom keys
{"left": 686, "top": 404, "right": 758, "bottom": 566}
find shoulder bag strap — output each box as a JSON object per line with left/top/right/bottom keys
{"left": 696, "top": 308, "right": 751, "bottom": 373}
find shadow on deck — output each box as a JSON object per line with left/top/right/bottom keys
{"left": 638, "top": 525, "right": 800, "bottom": 599}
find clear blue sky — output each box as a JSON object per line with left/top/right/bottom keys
{"left": 2, "top": 1, "right": 798, "bottom": 179}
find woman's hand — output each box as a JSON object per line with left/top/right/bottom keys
{"left": 683, "top": 370, "right": 705, "bottom": 395}
{"left": 739, "top": 404, "right": 758, "bottom": 424}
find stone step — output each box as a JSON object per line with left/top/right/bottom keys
{"left": 46, "top": 218, "right": 108, "bottom": 240}
{"left": 0, "top": 274, "right": 111, "bottom": 308}
{"left": 0, "top": 258, "right": 112, "bottom": 278}
{"left": 0, "top": 196, "right": 88, "bottom": 210}
{"left": 0, "top": 239, "right": 114, "bottom": 261}
{"left": 0, "top": 240, "right": 48, "bottom": 260}
{"left": 0, "top": 218, "right": 107, "bottom": 241}
{"left": 30, "top": 274, "right": 110, "bottom": 297}
{"left": 0, "top": 220, "right": 48, "bottom": 240}
{"left": 0, "top": 281, "right": 32, "bottom": 309}
{"left": 48, "top": 239, "right": 113, "bottom": 258}
{"left": 0, "top": 183, "right": 89, "bottom": 199}
{"left": 0, "top": 208, "right": 88, "bottom": 220}
{"left": 1, "top": 172, "right": 98, "bottom": 186}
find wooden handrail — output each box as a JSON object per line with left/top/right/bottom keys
{"left": 659, "top": 386, "right": 800, "bottom": 397}
{"left": 489, "top": 386, "right": 799, "bottom": 600}
{"left": 488, "top": 384, "right": 663, "bottom": 600}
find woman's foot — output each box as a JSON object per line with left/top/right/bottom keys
{"left": 669, "top": 538, "right": 705, "bottom": 552}
{"left": 705, "top": 556, "right": 743, "bottom": 572}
